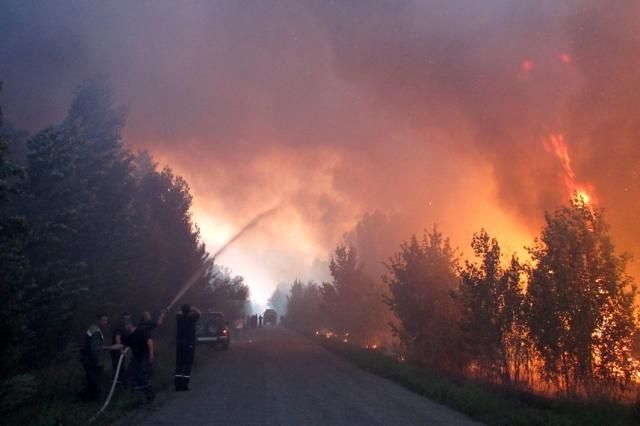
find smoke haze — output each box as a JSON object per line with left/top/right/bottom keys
{"left": 2, "top": 1, "right": 639, "bottom": 302}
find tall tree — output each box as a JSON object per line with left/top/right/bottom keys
{"left": 527, "top": 195, "right": 638, "bottom": 397}
{"left": 129, "top": 158, "right": 209, "bottom": 311}
{"left": 321, "top": 244, "right": 385, "bottom": 344}
{"left": 384, "top": 228, "right": 464, "bottom": 372}
{"left": 268, "top": 284, "right": 289, "bottom": 317}
{"left": 455, "top": 230, "right": 528, "bottom": 384}
{"left": 22, "top": 79, "right": 135, "bottom": 357}
{"left": 285, "top": 280, "right": 324, "bottom": 333}
{"left": 0, "top": 82, "right": 30, "bottom": 375}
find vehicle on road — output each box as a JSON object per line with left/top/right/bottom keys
{"left": 196, "top": 311, "right": 230, "bottom": 349}
{"left": 263, "top": 309, "right": 277, "bottom": 325}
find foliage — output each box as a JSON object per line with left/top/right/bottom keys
{"left": 320, "top": 337, "right": 640, "bottom": 426}
{"left": 455, "top": 229, "right": 530, "bottom": 384}
{"left": 284, "top": 280, "right": 324, "bottom": 333}
{"left": 0, "top": 78, "right": 240, "bottom": 385}
{"left": 321, "top": 244, "right": 387, "bottom": 344}
{"left": 527, "top": 195, "right": 639, "bottom": 397}
{"left": 0, "top": 81, "right": 30, "bottom": 378}
{"left": 189, "top": 265, "right": 250, "bottom": 320}
{"left": 384, "top": 227, "right": 465, "bottom": 373}
{"left": 267, "top": 284, "right": 289, "bottom": 317}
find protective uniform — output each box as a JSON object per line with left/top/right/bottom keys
{"left": 175, "top": 310, "right": 200, "bottom": 391}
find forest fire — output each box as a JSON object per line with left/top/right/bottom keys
{"left": 543, "top": 133, "right": 595, "bottom": 204}
{"left": 2, "top": 2, "right": 640, "bottom": 422}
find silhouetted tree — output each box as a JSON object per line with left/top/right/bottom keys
{"left": 268, "top": 284, "right": 289, "bottom": 317}
{"left": 384, "top": 227, "right": 465, "bottom": 373}
{"left": 0, "top": 82, "right": 30, "bottom": 376}
{"left": 455, "top": 230, "right": 528, "bottom": 384}
{"left": 188, "top": 265, "right": 249, "bottom": 321}
{"left": 285, "top": 280, "right": 324, "bottom": 333}
{"left": 527, "top": 196, "right": 638, "bottom": 397}
{"left": 321, "top": 244, "right": 385, "bottom": 344}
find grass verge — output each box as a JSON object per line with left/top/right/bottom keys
{"left": 318, "top": 338, "right": 640, "bottom": 426}
{"left": 1, "top": 338, "right": 219, "bottom": 426}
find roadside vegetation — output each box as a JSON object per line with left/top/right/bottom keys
{"left": 1, "top": 338, "right": 224, "bottom": 426}
{"left": 318, "top": 338, "right": 640, "bottom": 426}
{"left": 282, "top": 197, "right": 640, "bottom": 415}
{"left": 0, "top": 80, "right": 249, "bottom": 421}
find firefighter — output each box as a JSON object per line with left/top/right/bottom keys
{"left": 174, "top": 304, "right": 201, "bottom": 391}
{"left": 80, "top": 314, "right": 123, "bottom": 400}
{"left": 110, "top": 312, "right": 131, "bottom": 385}
{"left": 125, "top": 320, "right": 155, "bottom": 402}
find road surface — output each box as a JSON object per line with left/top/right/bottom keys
{"left": 129, "top": 326, "right": 481, "bottom": 426}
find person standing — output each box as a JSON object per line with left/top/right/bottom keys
{"left": 111, "top": 313, "right": 131, "bottom": 385}
{"left": 80, "top": 314, "right": 122, "bottom": 400}
{"left": 125, "top": 321, "right": 155, "bottom": 402}
{"left": 174, "top": 304, "right": 201, "bottom": 391}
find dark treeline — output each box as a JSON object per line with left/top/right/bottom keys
{"left": 284, "top": 197, "right": 640, "bottom": 400}
{"left": 0, "top": 80, "right": 248, "bottom": 392}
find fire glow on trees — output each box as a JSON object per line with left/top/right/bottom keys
{"left": 2, "top": 1, "right": 640, "bottom": 316}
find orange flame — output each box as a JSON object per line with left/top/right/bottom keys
{"left": 543, "top": 133, "right": 594, "bottom": 204}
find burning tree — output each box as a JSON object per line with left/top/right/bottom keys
{"left": 527, "top": 195, "right": 638, "bottom": 398}
{"left": 455, "top": 230, "right": 530, "bottom": 384}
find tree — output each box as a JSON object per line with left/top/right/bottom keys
{"left": 188, "top": 265, "right": 249, "bottom": 321}
{"left": 268, "top": 284, "right": 289, "bottom": 317}
{"left": 321, "top": 244, "right": 386, "bottom": 344}
{"left": 384, "top": 227, "right": 464, "bottom": 373}
{"left": 285, "top": 280, "right": 324, "bottom": 333}
{"left": 0, "top": 82, "right": 30, "bottom": 376}
{"left": 527, "top": 195, "right": 638, "bottom": 397}
{"left": 455, "top": 230, "right": 528, "bottom": 384}
{"left": 21, "top": 79, "right": 135, "bottom": 358}
{"left": 18, "top": 79, "right": 212, "bottom": 364}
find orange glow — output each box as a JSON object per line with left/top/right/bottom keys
{"left": 576, "top": 190, "right": 590, "bottom": 204}
{"left": 543, "top": 134, "right": 595, "bottom": 204}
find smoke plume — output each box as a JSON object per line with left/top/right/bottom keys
{"left": 2, "top": 1, "right": 639, "bottom": 301}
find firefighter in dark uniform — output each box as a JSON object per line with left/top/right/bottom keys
{"left": 125, "top": 321, "right": 155, "bottom": 402}
{"left": 174, "top": 304, "right": 201, "bottom": 391}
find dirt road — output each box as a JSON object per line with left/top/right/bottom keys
{"left": 134, "top": 326, "right": 481, "bottom": 426}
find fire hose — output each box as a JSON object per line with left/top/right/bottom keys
{"left": 88, "top": 205, "right": 280, "bottom": 422}
{"left": 88, "top": 347, "right": 129, "bottom": 423}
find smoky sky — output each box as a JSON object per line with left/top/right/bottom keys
{"left": 2, "top": 0, "right": 639, "bottom": 294}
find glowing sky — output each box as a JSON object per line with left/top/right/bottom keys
{"left": 2, "top": 1, "right": 639, "bottom": 304}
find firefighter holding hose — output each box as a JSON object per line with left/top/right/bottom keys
{"left": 174, "top": 304, "right": 201, "bottom": 391}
